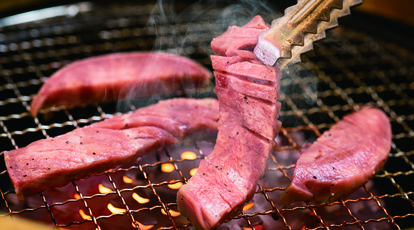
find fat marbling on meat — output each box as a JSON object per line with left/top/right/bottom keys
{"left": 177, "top": 16, "right": 282, "bottom": 230}
{"left": 30, "top": 52, "right": 211, "bottom": 116}
{"left": 280, "top": 107, "right": 392, "bottom": 204}
{"left": 5, "top": 98, "right": 219, "bottom": 201}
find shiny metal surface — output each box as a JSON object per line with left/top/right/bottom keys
{"left": 254, "top": 0, "right": 362, "bottom": 68}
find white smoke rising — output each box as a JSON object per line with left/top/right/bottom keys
{"left": 117, "top": 0, "right": 282, "bottom": 112}
{"left": 117, "top": 0, "right": 318, "bottom": 113}
{"left": 146, "top": 0, "right": 280, "bottom": 54}
{"left": 282, "top": 62, "right": 318, "bottom": 106}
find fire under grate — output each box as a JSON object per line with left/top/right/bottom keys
{"left": 1, "top": 1, "right": 414, "bottom": 229}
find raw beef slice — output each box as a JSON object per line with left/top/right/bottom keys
{"left": 280, "top": 107, "right": 392, "bottom": 204}
{"left": 177, "top": 16, "right": 282, "bottom": 230}
{"left": 30, "top": 52, "right": 211, "bottom": 116}
{"left": 5, "top": 98, "right": 219, "bottom": 201}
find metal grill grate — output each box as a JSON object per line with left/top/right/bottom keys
{"left": 1, "top": 1, "right": 414, "bottom": 229}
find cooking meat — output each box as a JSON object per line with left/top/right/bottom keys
{"left": 280, "top": 107, "right": 392, "bottom": 204}
{"left": 177, "top": 16, "right": 282, "bottom": 230}
{"left": 5, "top": 98, "right": 219, "bottom": 201}
{"left": 30, "top": 52, "right": 211, "bottom": 116}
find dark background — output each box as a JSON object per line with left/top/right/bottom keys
{"left": 1, "top": 0, "right": 414, "bottom": 51}
{"left": 1, "top": 0, "right": 414, "bottom": 26}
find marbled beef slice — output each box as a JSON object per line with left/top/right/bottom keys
{"left": 280, "top": 107, "right": 392, "bottom": 204}
{"left": 177, "top": 16, "right": 282, "bottom": 230}
{"left": 5, "top": 98, "right": 219, "bottom": 201}
{"left": 30, "top": 52, "right": 211, "bottom": 116}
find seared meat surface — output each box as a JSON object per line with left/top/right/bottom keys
{"left": 280, "top": 107, "right": 392, "bottom": 204}
{"left": 30, "top": 52, "right": 211, "bottom": 116}
{"left": 177, "top": 16, "right": 282, "bottom": 229}
{"left": 5, "top": 98, "right": 219, "bottom": 201}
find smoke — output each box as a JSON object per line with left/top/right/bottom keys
{"left": 146, "top": 0, "right": 280, "bottom": 54}
{"left": 117, "top": 0, "right": 282, "bottom": 112}
{"left": 283, "top": 63, "right": 318, "bottom": 105}
{"left": 116, "top": 0, "right": 318, "bottom": 113}
{"left": 277, "top": 62, "right": 319, "bottom": 128}
{"left": 208, "top": 0, "right": 280, "bottom": 35}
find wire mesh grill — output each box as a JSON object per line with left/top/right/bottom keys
{"left": 1, "top": 1, "right": 414, "bottom": 229}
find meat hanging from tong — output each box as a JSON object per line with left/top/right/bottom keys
{"left": 177, "top": 16, "right": 282, "bottom": 229}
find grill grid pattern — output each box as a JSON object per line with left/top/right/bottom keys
{"left": 1, "top": 1, "right": 414, "bottom": 229}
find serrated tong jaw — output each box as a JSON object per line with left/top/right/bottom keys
{"left": 254, "top": 0, "right": 363, "bottom": 67}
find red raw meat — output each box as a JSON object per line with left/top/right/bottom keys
{"left": 177, "top": 16, "right": 282, "bottom": 229}
{"left": 30, "top": 52, "right": 211, "bottom": 116}
{"left": 5, "top": 98, "right": 219, "bottom": 201}
{"left": 280, "top": 107, "right": 392, "bottom": 204}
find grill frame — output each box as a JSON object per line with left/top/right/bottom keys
{"left": 1, "top": 1, "right": 414, "bottom": 229}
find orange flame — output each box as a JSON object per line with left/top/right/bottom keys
{"left": 107, "top": 203, "right": 126, "bottom": 214}
{"left": 161, "top": 163, "right": 175, "bottom": 173}
{"left": 123, "top": 175, "right": 133, "bottom": 184}
{"left": 181, "top": 151, "right": 197, "bottom": 160}
{"left": 242, "top": 202, "right": 254, "bottom": 211}
{"left": 132, "top": 222, "right": 154, "bottom": 230}
{"left": 132, "top": 192, "right": 150, "bottom": 204}
{"left": 167, "top": 181, "right": 183, "bottom": 189}
{"left": 79, "top": 209, "right": 91, "bottom": 220}
{"left": 161, "top": 208, "right": 181, "bottom": 217}
{"left": 98, "top": 184, "right": 112, "bottom": 194}
{"left": 74, "top": 193, "right": 80, "bottom": 200}
{"left": 189, "top": 168, "right": 198, "bottom": 176}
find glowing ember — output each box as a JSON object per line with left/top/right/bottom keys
{"left": 161, "top": 163, "right": 175, "bottom": 173}
{"left": 181, "top": 151, "right": 197, "bottom": 160}
{"left": 242, "top": 224, "right": 263, "bottom": 230}
{"left": 74, "top": 193, "right": 80, "bottom": 200}
{"left": 132, "top": 222, "right": 154, "bottom": 230}
{"left": 132, "top": 192, "right": 150, "bottom": 204}
{"left": 79, "top": 209, "right": 91, "bottom": 220}
{"left": 98, "top": 184, "right": 112, "bottom": 194}
{"left": 123, "top": 175, "right": 133, "bottom": 184}
{"left": 190, "top": 168, "right": 198, "bottom": 176}
{"left": 167, "top": 181, "right": 183, "bottom": 189}
{"left": 107, "top": 203, "right": 126, "bottom": 214}
{"left": 161, "top": 208, "right": 181, "bottom": 217}
{"left": 242, "top": 202, "right": 254, "bottom": 211}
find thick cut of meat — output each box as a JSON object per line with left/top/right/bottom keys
{"left": 30, "top": 52, "right": 211, "bottom": 116}
{"left": 280, "top": 107, "right": 392, "bottom": 204}
{"left": 177, "top": 16, "right": 282, "bottom": 229}
{"left": 5, "top": 98, "right": 219, "bottom": 201}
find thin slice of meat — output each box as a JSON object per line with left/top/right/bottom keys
{"left": 5, "top": 98, "right": 219, "bottom": 201}
{"left": 280, "top": 107, "right": 392, "bottom": 204}
{"left": 177, "top": 16, "right": 282, "bottom": 230}
{"left": 30, "top": 52, "right": 211, "bottom": 116}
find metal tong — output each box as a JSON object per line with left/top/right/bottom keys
{"left": 254, "top": 0, "right": 363, "bottom": 68}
